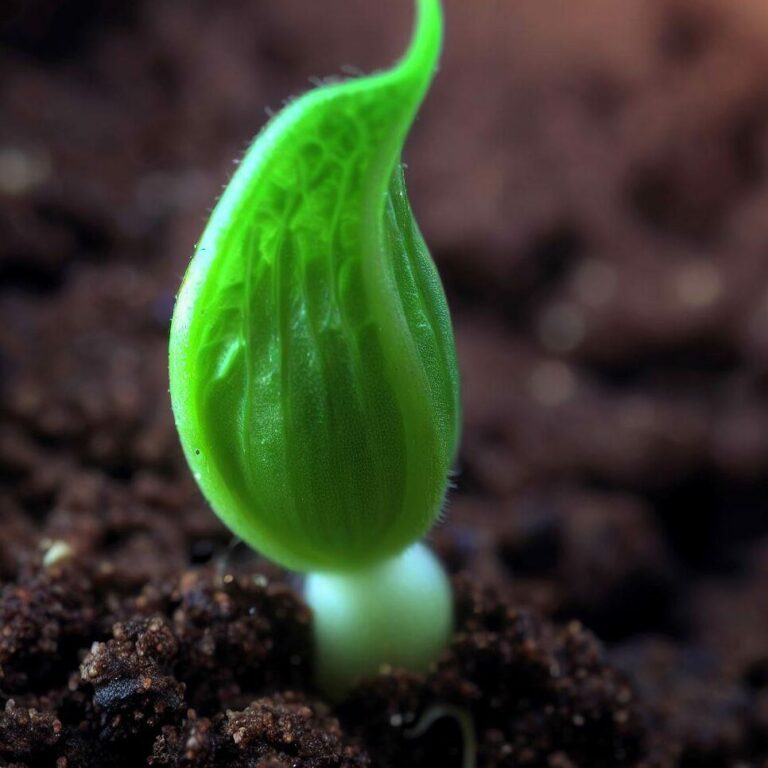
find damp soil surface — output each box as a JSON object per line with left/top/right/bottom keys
{"left": 3, "top": 0, "right": 768, "bottom": 765}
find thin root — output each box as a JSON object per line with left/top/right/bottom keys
{"left": 405, "top": 704, "right": 476, "bottom": 768}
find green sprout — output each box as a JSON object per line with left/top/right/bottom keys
{"left": 169, "top": 0, "right": 458, "bottom": 699}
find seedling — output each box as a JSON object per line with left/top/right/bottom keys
{"left": 169, "top": 0, "right": 459, "bottom": 699}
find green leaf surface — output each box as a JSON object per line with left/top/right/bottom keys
{"left": 169, "top": 0, "right": 459, "bottom": 572}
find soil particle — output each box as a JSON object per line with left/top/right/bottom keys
{"left": 151, "top": 695, "right": 370, "bottom": 767}
{"left": 165, "top": 570, "right": 312, "bottom": 713}
{"left": 0, "top": 564, "right": 336, "bottom": 766}
{"left": 224, "top": 694, "right": 368, "bottom": 767}
{"left": 0, "top": 566, "right": 97, "bottom": 695}
{"left": 0, "top": 700, "right": 62, "bottom": 762}
{"left": 80, "top": 618, "right": 185, "bottom": 743}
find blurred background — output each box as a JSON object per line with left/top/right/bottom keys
{"left": 3, "top": 0, "right": 768, "bottom": 753}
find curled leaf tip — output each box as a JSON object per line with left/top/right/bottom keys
{"left": 169, "top": 0, "right": 459, "bottom": 573}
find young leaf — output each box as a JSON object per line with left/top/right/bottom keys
{"left": 169, "top": 0, "right": 459, "bottom": 572}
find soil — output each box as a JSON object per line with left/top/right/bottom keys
{"left": 2, "top": 0, "right": 768, "bottom": 765}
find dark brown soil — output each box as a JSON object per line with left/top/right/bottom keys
{"left": 2, "top": 0, "right": 768, "bottom": 765}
